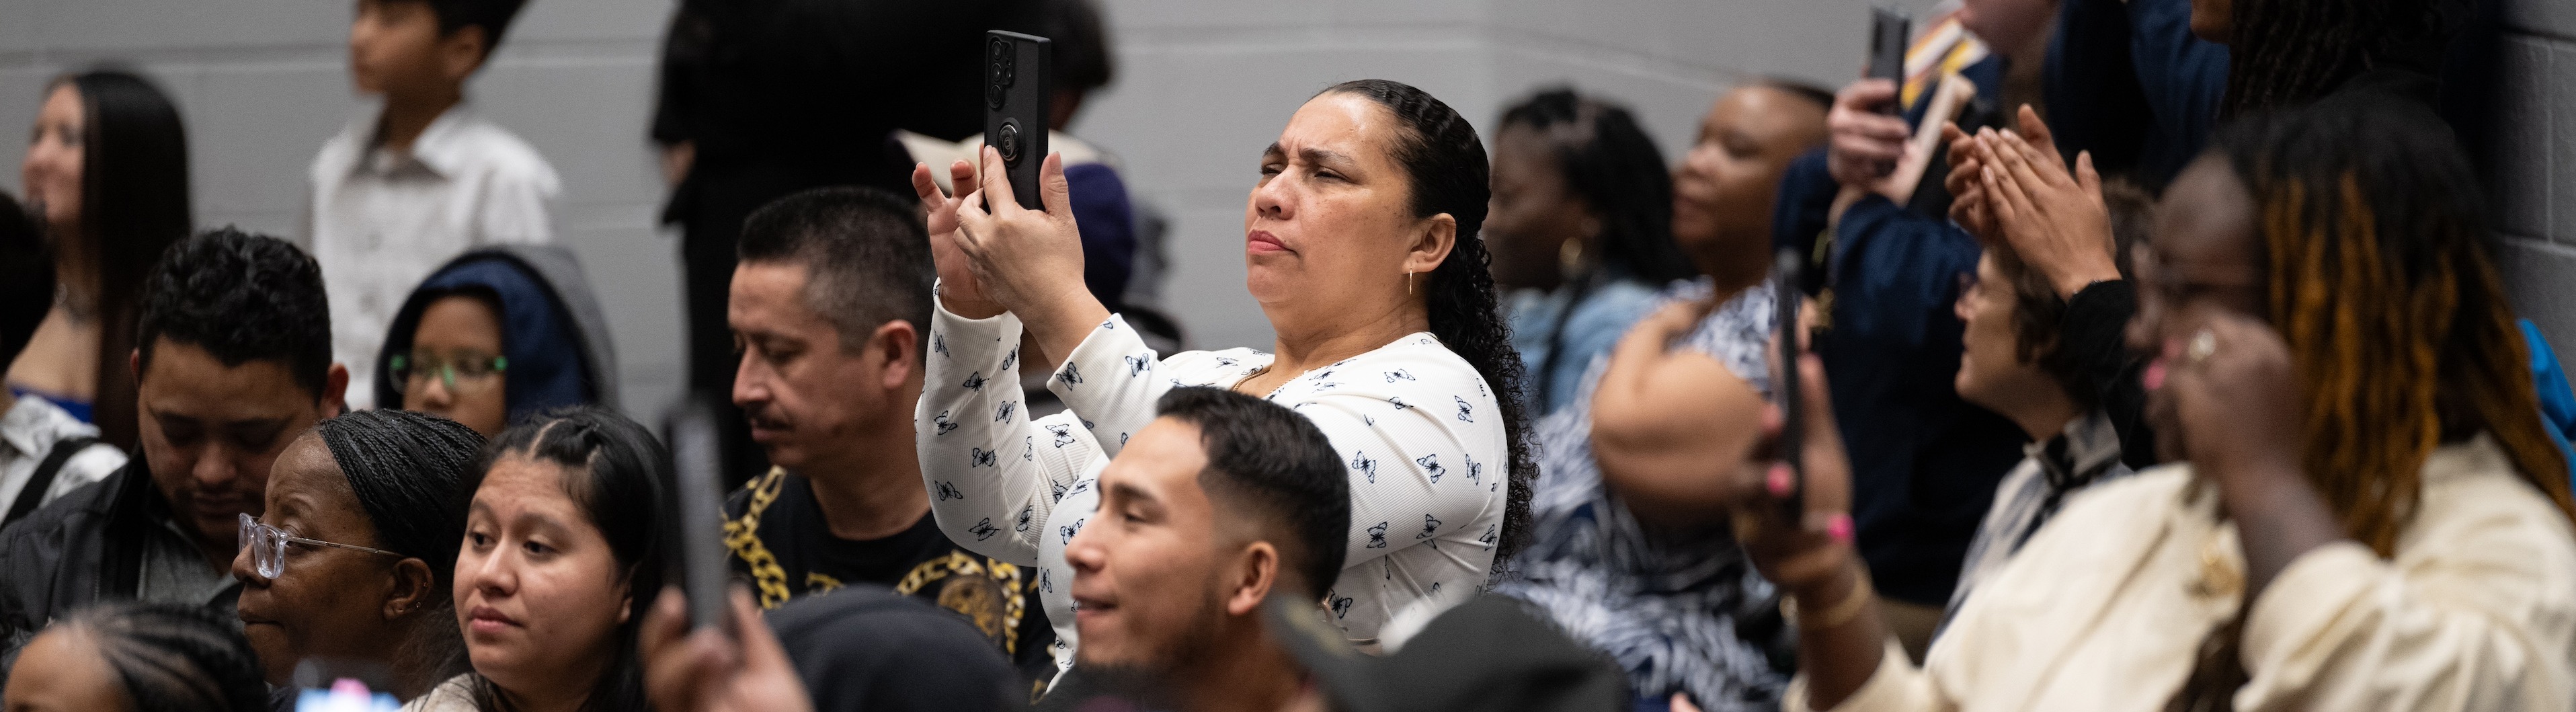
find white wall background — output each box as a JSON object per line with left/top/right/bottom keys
{"left": 2, "top": 0, "right": 2562, "bottom": 422}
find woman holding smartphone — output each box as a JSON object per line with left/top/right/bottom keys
{"left": 411, "top": 406, "right": 672, "bottom": 712}
{"left": 912, "top": 79, "right": 1529, "bottom": 672}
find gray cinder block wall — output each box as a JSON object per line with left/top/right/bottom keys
{"left": 3, "top": 0, "right": 2559, "bottom": 420}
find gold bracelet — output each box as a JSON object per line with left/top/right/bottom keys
{"left": 1782, "top": 567, "right": 1874, "bottom": 631}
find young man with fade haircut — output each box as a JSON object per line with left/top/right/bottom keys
{"left": 0, "top": 228, "right": 348, "bottom": 662}
{"left": 721, "top": 186, "right": 1054, "bottom": 683}
{"left": 1037, "top": 386, "right": 1350, "bottom": 711}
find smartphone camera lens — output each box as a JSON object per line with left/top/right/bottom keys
{"left": 995, "top": 120, "right": 1022, "bottom": 165}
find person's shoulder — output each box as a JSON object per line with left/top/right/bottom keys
{"left": 769, "top": 584, "right": 1013, "bottom": 665}
{"left": 397, "top": 674, "right": 477, "bottom": 712}
{"left": 1161, "top": 347, "right": 1271, "bottom": 381}
{"left": 0, "top": 463, "right": 130, "bottom": 560}
{"left": 446, "top": 116, "right": 562, "bottom": 192}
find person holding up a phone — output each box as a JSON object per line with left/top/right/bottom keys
{"left": 912, "top": 79, "right": 1529, "bottom": 677}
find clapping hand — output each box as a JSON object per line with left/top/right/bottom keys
{"left": 1946, "top": 107, "right": 2123, "bottom": 299}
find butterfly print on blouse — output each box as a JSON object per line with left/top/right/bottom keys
{"left": 961, "top": 371, "right": 985, "bottom": 391}
{"left": 1050, "top": 479, "right": 1070, "bottom": 503}
{"left": 1214, "top": 356, "right": 1239, "bottom": 368}
{"left": 968, "top": 448, "right": 997, "bottom": 468}
{"left": 1350, "top": 451, "right": 1379, "bottom": 483}
{"left": 1022, "top": 436, "right": 1034, "bottom": 461}
{"left": 1477, "top": 524, "right": 1498, "bottom": 549}
{"left": 1015, "top": 505, "right": 1035, "bottom": 532}
{"left": 968, "top": 517, "right": 999, "bottom": 541}
{"left": 1387, "top": 397, "right": 1411, "bottom": 411}
{"left": 932, "top": 332, "right": 949, "bottom": 358}
{"left": 1464, "top": 455, "right": 1482, "bottom": 486}
{"left": 934, "top": 481, "right": 965, "bottom": 501}
{"left": 1384, "top": 369, "right": 1415, "bottom": 383}
{"left": 1000, "top": 346, "right": 1019, "bottom": 371}
{"left": 994, "top": 401, "right": 1018, "bottom": 423}
{"left": 1040, "top": 567, "right": 1053, "bottom": 593}
{"left": 1124, "top": 354, "right": 1152, "bottom": 377}
{"left": 1454, "top": 396, "right": 1474, "bottom": 423}
{"left": 1059, "top": 518, "right": 1086, "bottom": 544}
{"left": 1047, "top": 424, "right": 1076, "bottom": 447}
{"left": 1328, "top": 593, "right": 1355, "bottom": 619}
{"left": 1416, "top": 514, "right": 1441, "bottom": 539}
{"left": 1057, "top": 363, "right": 1083, "bottom": 387}
{"left": 1365, "top": 522, "right": 1389, "bottom": 549}
{"left": 1416, "top": 454, "right": 1446, "bottom": 482}
{"left": 932, "top": 410, "right": 959, "bottom": 436}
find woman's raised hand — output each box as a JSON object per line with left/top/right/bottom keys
{"left": 914, "top": 158, "right": 1002, "bottom": 318}
{"left": 949, "top": 147, "right": 1096, "bottom": 330}
{"left": 1974, "top": 108, "right": 2122, "bottom": 299}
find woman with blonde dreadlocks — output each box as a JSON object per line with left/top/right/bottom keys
{"left": 1703, "top": 95, "right": 2576, "bottom": 712}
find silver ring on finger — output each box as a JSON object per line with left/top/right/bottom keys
{"left": 2187, "top": 328, "right": 2218, "bottom": 366}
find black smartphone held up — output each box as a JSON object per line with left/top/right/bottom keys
{"left": 1772, "top": 247, "right": 1806, "bottom": 518}
{"left": 985, "top": 30, "right": 1052, "bottom": 210}
{"left": 1867, "top": 6, "right": 1911, "bottom": 117}
{"left": 665, "top": 394, "right": 732, "bottom": 632}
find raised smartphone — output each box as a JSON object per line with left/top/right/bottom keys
{"left": 985, "top": 30, "right": 1052, "bottom": 210}
{"left": 1867, "top": 7, "right": 1911, "bottom": 117}
{"left": 1773, "top": 247, "right": 1806, "bottom": 518}
{"left": 665, "top": 394, "right": 732, "bottom": 631}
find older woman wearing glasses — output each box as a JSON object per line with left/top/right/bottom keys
{"left": 230, "top": 409, "right": 484, "bottom": 703}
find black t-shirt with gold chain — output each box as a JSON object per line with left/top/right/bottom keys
{"left": 725, "top": 467, "right": 1056, "bottom": 684}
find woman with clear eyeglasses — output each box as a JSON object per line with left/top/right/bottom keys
{"left": 230, "top": 409, "right": 485, "bottom": 703}
{"left": 374, "top": 246, "right": 620, "bottom": 437}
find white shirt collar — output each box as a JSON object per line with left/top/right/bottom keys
{"left": 345, "top": 100, "right": 481, "bottom": 179}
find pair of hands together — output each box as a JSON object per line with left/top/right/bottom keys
{"left": 912, "top": 146, "right": 1090, "bottom": 323}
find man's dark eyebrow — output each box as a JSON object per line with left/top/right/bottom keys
{"left": 1107, "top": 481, "right": 1158, "bottom": 507}
{"left": 1262, "top": 143, "right": 1287, "bottom": 160}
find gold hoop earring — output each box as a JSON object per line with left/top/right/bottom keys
{"left": 1406, "top": 269, "right": 1415, "bottom": 295}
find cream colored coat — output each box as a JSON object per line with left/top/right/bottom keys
{"left": 1791, "top": 436, "right": 2576, "bottom": 712}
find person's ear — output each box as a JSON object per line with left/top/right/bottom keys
{"left": 383, "top": 557, "right": 438, "bottom": 620}
{"left": 323, "top": 363, "right": 352, "bottom": 418}
{"left": 871, "top": 320, "right": 920, "bottom": 391}
{"left": 1227, "top": 541, "right": 1280, "bottom": 617}
{"left": 437, "top": 25, "right": 488, "bottom": 82}
{"left": 129, "top": 348, "right": 142, "bottom": 385}
{"left": 1402, "top": 214, "right": 1458, "bottom": 276}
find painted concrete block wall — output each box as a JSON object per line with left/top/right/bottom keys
{"left": 2493, "top": 3, "right": 2576, "bottom": 356}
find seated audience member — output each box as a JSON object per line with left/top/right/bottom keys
{"left": 9, "top": 69, "right": 194, "bottom": 450}
{"left": 409, "top": 406, "right": 669, "bottom": 711}
{"left": 1, "top": 194, "right": 125, "bottom": 529}
{"left": 1499, "top": 81, "right": 1827, "bottom": 711}
{"left": 720, "top": 187, "right": 1052, "bottom": 680}
{"left": 1734, "top": 99, "right": 2576, "bottom": 712}
{"left": 373, "top": 246, "right": 621, "bottom": 436}
{"left": 315, "top": 0, "right": 558, "bottom": 411}
{"left": 1763, "top": 0, "right": 2064, "bottom": 654}
{"left": 1486, "top": 88, "right": 1697, "bottom": 415}
{"left": 914, "top": 79, "right": 1529, "bottom": 670}
{"left": 1, "top": 602, "right": 267, "bottom": 712}
{"left": 639, "top": 587, "right": 1024, "bottom": 712}
{"left": 0, "top": 229, "right": 347, "bottom": 660}
{"left": 1039, "top": 387, "right": 1349, "bottom": 711}
{"left": 231, "top": 409, "right": 483, "bottom": 702}
{"left": 1939, "top": 228, "right": 2138, "bottom": 621}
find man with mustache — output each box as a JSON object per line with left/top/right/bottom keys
{"left": 720, "top": 186, "right": 1054, "bottom": 684}
{"left": 0, "top": 229, "right": 348, "bottom": 663}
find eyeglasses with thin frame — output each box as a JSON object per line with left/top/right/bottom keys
{"left": 391, "top": 351, "right": 508, "bottom": 392}
{"left": 237, "top": 512, "right": 403, "bottom": 580}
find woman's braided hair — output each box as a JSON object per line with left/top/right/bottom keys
{"left": 316, "top": 409, "right": 486, "bottom": 590}
{"left": 1318, "top": 79, "right": 1537, "bottom": 567}
{"left": 2164, "top": 97, "right": 2576, "bottom": 712}
{"left": 2218, "top": 0, "right": 2453, "bottom": 118}
{"left": 61, "top": 602, "right": 269, "bottom": 712}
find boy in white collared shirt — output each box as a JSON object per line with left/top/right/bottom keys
{"left": 309, "top": 0, "right": 557, "bottom": 409}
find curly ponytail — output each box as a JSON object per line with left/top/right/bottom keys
{"left": 1318, "top": 79, "right": 1537, "bottom": 568}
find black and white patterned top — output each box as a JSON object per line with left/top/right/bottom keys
{"left": 1497, "top": 279, "right": 1793, "bottom": 710}
{"left": 916, "top": 294, "right": 1509, "bottom": 677}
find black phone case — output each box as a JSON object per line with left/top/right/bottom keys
{"left": 985, "top": 30, "right": 1052, "bottom": 210}
{"left": 666, "top": 395, "right": 733, "bottom": 631}
{"left": 1868, "top": 7, "right": 1910, "bottom": 117}
{"left": 1773, "top": 247, "right": 1806, "bottom": 518}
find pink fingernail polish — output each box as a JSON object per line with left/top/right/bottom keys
{"left": 2142, "top": 360, "right": 2168, "bottom": 391}
{"left": 1767, "top": 465, "right": 1792, "bottom": 496}
{"left": 1827, "top": 514, "right": 1855, "bottom": 543}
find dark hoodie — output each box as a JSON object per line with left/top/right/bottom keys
{"left": 372, "top": 246, "right": 620, "bottom": 420}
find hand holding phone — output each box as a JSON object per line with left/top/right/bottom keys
{"left": 1867, "top": 7, "right": 1910, "bottom": 117}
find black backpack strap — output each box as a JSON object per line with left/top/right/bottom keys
{"left": 5, "top": 436, "right": 99, "bottom": 527}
